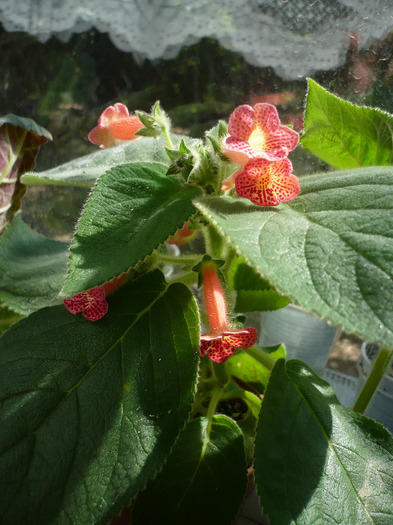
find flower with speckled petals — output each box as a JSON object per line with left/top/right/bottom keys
{"left": 223, "top": 103, "right": 299, "bottom": 166}
{"left": 88, "top": 103, "right": 145, "bottom": 148}
{"left": 199, "top": 260, "right": 257, "bottom": 363}
{"left": 63, "top": 286, "right": 108, "bottom": 321}
{"left": 235, "top": 157, "right": 300, "bottom": 207}
{"left": 63, "top": 272, "right": 130, "bottom": 321}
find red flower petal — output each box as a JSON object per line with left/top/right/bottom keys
{"left": 82, "top": 299, "right": 108, "bottom": 321}
{"left": 228, "top": 104, "right": 255, "bottom": 140}
{"left": 88, "top": 126, "right": 116, "bottom": 149}
{"left": 222, "top": 327, "right": 257, "bottom": 349}
{"left": 63, "top": 294, "right": 88, "bottom": 314}
{"left": 235, "top": 158, "right": 299, "bottom": 206}
{"left": 254, "top": 103, "right": 280, "bottom": 132}
{"left": 110, "top": 115, "right": 144, "bottom": 141}
{"left": 88, "top": 103, "right": 144, "bottom": 148}
{"left": 264, "top": 126, "right": 299, "bottom": 158}
{"left": 224, "top": 137, "right": 258, "bottom": 164}
{"left": 271, "top": 173, "right": 300, "bottom": 203}
{"left": 63, "top": 286, "right": 107, "bottom": 321}
{"left": 99, "top": 103, "right": 130, "bottom": 126}
{"left": 200, "top": 327, "right": 257, "bottom": 363}
{"left": 224, "top": 102, "right": 299, "bottom": 164}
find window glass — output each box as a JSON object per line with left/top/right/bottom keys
{"left": 1, "top": 1, "right": 392, "bottom": 237}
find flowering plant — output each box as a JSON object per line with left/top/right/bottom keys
{"left": 0, "top": 80, "right": 392, "bottom": 525}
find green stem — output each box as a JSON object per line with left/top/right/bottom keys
{"left": 166, "top": 270, "right": 198, "bottom": 287}
{"left": 212, "top": 361, "right": 230, "bottom": 386}
{"left": 156, "top": 253, "right": 200, "bottom": 265}
{"left": 163, "top": 126, "right": 174, "bottom": 149}
{"left": 201, "top": 385, "right": 224, "bottom": 451}
{"left": 246, "top": 346, "right": 276, "bottom": 372}
{"left": 203, "top": 223, "right": 226, "bottom": 260}
{"left": 353, "top": 347, "right": 393, "bottom": 414}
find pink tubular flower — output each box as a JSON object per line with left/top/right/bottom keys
{"left": 88, "top": 103, "right": 145, "bottom": 148}
{"left": 235, "top": 157, "right": 300, "bottom": 207}
{"left": 167, "top": 221, "right": 197, "bottom": 246}
{"left": 223, "top": 103, "right": 299, "bottom": 165}
{"left": 63, "top": 272, "right": 129, "bottom": 322}
{"left": 200, "top": 261, "right": 257, "bottom": 363}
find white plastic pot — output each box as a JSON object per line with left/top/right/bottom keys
{"left": 259, "top": 304, "right": 339, "bottom": 375}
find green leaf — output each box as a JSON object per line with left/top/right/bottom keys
{"left": 195, "top": 166, "right": 393, "bottom": 349}
{"left": 0, "top": 305, "right": 23, "bottom": 334}
{"left": 302, "top": 79, "right": 393, "bottom": 169}
{"left": 227, "top": 345, "right": 286, "bottom": 393}
{"left": 0, "top": 115, "right": 52, "bottom": 141}
{"left": 0, "top": 114, "right": 52, "bottom": 233}
{"left": 235, "top": 289, "right": 290, "bottom": 312}
{"left": 62, "top": 161, "right": 202, "bottom": 297}
{"left": 0, "top": 270, "right": 200, "bottom": 525}
{"left": 230, "top": 257, "right": 290, "bottom": 312}
{"left": 0, "top": 214, "right": 68, "bottom": 314}
{"left": 254, "top": 359, "right": 393, "bottom": 524}
{"left": 230, "top": 257, "right": 271, "bottom": 291}
{"left": 132, "top": 415, "right": 247, "bottom": 525}
{"left": 21, "top": 136, "right": 186, "bottom": 187}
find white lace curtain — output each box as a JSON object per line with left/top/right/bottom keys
{"left": 1, "top": 0, "right": 393, "bottom": 79}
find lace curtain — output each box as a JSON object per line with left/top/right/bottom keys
{"left": 1, "top": 0, "right": 393, "bottom": 79}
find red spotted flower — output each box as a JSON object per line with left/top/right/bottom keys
{"left": 63, "top": 272, "right": 129, "bottom": 321}
{"left": 223, "top": 103, "right": 299, "bottom": 165}
{"left": 221, "top": 102, "right": 300, "bottom": 206}
{"left": 235, "top": 157, "right": 300, "bottom": 207}
{"left": 88, "top": 103, "right": 144, "bottom": 148}
{"left": 200, "top": 260, "right": 257, "bottom": 363}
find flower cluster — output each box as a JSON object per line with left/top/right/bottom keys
{"left": 222, "top": 103, "right": 300, "bottom": 206}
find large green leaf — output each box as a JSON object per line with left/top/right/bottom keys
{"left": 254, "top": 359, "right": 393, "bottom": 524}
{"left": 230, "top": 257, "right": 290, "bottom": 312}
{"left": 0, "top": 270, "right": 200, "bottom": 525}
{"left": 132, "top": 415, "right": 247, "bottom": 525}
{"left": 62, "top": 161, "right": 202, "bottom": 297}
{"left": 0, "top": 114, "right": 52, "bottom": 233}
{"left": 195, "top": 166, "right": 393, "bottom": 348}
{"left": 21, "top": 135, "right": 189, "bottom": 187}
{"left": 302, "top": 79, "right": 393, "bottom": 169}
{"left": 0, "top": 214, "right": 67, "bottom": 314}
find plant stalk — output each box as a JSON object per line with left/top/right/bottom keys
{"left": 246, "top": 346, "right": 276, "bottom": 372}
{"left": 353, "top": 347, "right": 393, "bottom": 414}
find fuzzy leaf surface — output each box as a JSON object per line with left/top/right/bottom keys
{"left": 62, "top": 161, "right": 202, "bottom": 297}
{"left": 0, "top": 271, "right": 200, "bottom": 525}
{"left": 0, "top": 214, "right": 67, "bottom": 314}
{"left": 132, "top": 415, "right": 247, "bottom": 525}
{"left": 302, "top": 79, "right": 393, "bottom": 169}
{"left": 21, "top": 135, "right": 191, "bottom": 187}
{"left": 254, "top": 359, "right": 393, "bottom": 524}
{"left": 195, "top": 166, "right": 393, "bottom": 348}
